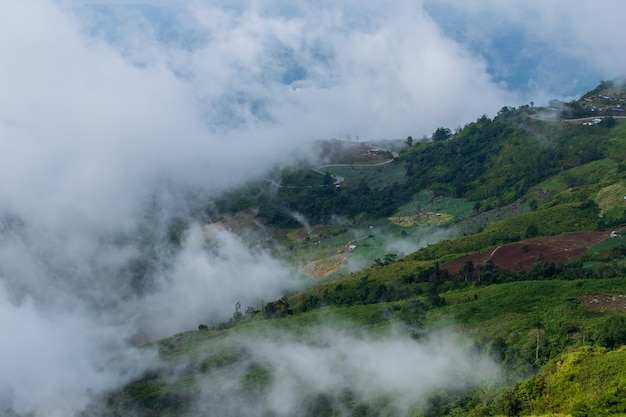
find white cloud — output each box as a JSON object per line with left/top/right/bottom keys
{"left": 0, "top": 0, "right": 576, "bottom": 415}
{"left": 384, "top": 226, "right": 458, "bottom": 257}
{"left": 0, "top": 282, "right": 159, "bottom": 417}
{"left": 138, "top": 224, "right": 306, "bottom": 340}
{"left": 188, "top": 325, "right": 500, "bottom": 416}
{"left": 175, "top": 0, "right": 513, "bottom": 139}
{"left": 425, "top": 0, "right": 626, "bottom": 86}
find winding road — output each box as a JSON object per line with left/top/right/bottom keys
{"left": 267, "top": 145, "right": 398, "bottom": 188}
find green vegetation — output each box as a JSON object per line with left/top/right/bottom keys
{"left": 280, "top": 167, "right": 326, "bottom": 187}
{"left": 325, "top": 161, "right": 407, "bottom": 189}
{"left": 111, "top": 80, "right": 626, "bottom": 417}
{"left": 394, "top": 190, "right": 476, "bottom": 219}
{"left": 406, "top": 202, "right": 599, "bottom": 263}
{"left": 497, "top": 346, "right": 626, "bottom": 416}
{"left": 113, "top": 276, "right": 626, "bottom": 416}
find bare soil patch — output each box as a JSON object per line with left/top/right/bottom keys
{"left": 318, "top": 140, "right": 389, "bottom": 164}
{"left": 442, "top": 231, "right": 608, "bottom": 276}
{"left": 580, "top": 294, "right": 626, "bottom": 312}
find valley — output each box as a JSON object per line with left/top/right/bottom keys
{"left": 100, "top": 80, "right": 626, "bottom": 417}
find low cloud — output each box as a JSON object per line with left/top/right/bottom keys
{"left": 186, "top": 324, "right": 500, "bottom": 417}
{"left": 139, "top": 224, "right": 306, "bottom": 340}
{"left": 0, "top": 0, "right": 537, "bottom": 415}
{"left": 0, "top": 282, "right": 159, "bottom": 417}
{"left": 384, "top": 226, "right": 459, "bottom": 258}
{"left": 425, "top": 0, "right": 626, "bottom": 97}
{"left": 0, "top": 202, "right": 307, "bottom": 416}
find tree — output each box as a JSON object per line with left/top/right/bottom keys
{"left": 600, "top": 116, "right": 616, "bottom": 127}
{"left": 594, "top": 315, "right": 626, "bottom": 349}
{"left": 245, "top": 306, "right": 256, "bottom": 319}
{"left": 460, "top": 261, "right": 475, "bottom": 281}
{"left": 498, "top": 106, "right": 512, "bottom": 116}
{"left": 525, "top": 223, "right": 539, "bottom": 238}
{"left": 432, "top": 127, "right": 452, "bottom": 141}
{"left": 232, "top": 301, "right": 243, "bottom": 322}
{"left": 323, "top": 171, "right": 333, "bottom": 187}
{"left": 264, "top": 296, "right": 292, "bottom": 319}
{"left": 374, "top": 253, "right": 398, "bottom": 266}
{"left": 496, "top": 387, "right": 522, "bottom": 417}
{"left": 406, "top": 136, "right": 413, "bottom": 147}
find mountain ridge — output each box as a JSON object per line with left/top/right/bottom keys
{"left": 99, "top": 79, "right": 626, "bottom": 417}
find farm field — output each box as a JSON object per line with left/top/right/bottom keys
{"left": 442, "top": 231, "right": 612, "bottom": 275}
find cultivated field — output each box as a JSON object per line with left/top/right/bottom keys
{"left": 442, "top": 231, "right": 614, "bottom": 275}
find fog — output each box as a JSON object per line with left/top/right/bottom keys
{"left": 0, "top": 0, "right": 620, "bottom": 415}
{"left": 138, "top": 224, "right": 305, "bottom": 340}
{"left": 383, "top": 226, "right": 459, "bottom": 259}
{"left": 425, "top": 0, "right": 626, "bottom": 98}
{"left": 183, "top": 325, "right": 500, "bottom": 417}
{"left": 0, "top": 280, "right": 160, "bottom": 416}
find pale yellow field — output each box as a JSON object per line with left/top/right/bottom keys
{"left": 388, "top": 211, "right": 454, "bottom": 227}
{"left": 302, "top": 253, "right": 348, "bottom": 280}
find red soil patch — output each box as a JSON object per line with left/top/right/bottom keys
{"left": 443, "top": 231, "right": 609, "bottom": 276}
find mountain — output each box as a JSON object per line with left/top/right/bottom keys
{"left": 95, "top": 81, "right": 626, "bottom": 417}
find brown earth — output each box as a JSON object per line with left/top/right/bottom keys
{"left": 442, "top": 231, "right": 609, "bottom": 275}
{"left": 580, "top": 294, "right": 626, "bottom": 312}
{"left": 318, "top": 140, "right": 390, "bottom": 164}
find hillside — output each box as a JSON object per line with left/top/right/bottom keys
{"left": 499, "top": 346, "right": 626, "bottom": 416}
{"left": 102, "top": 278, "right": 626, "bottom": 416}
{"left": 207, "top": 85, "right": 626, "bottom": 281}
{"left": 99, "top": 80, "right": 626, "bottom": 417}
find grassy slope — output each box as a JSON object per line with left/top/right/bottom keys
{"left": 115, "top": 277, "right": 626, "bottom": 416}
{"left": 511, "top": 346, "right": 626, "bottom": 416}
{"left": 113, "top": 87, "right": 626, "bottom": 416}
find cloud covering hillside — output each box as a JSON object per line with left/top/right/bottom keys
{"left": 1, "top": 0, "right": 625, "bottom": 415}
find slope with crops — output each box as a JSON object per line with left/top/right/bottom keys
{"left": 101, "top": 80, "right": 626, "bottom": 417}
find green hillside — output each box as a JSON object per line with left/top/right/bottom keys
{"left": 502, "top": 346, "right": 626, "bottom": 416}
{"left": 103, "top": 80, "right": 626, "bottom": 416}
{"left": 105, "top": 278, "right": 626, "bottom": 417}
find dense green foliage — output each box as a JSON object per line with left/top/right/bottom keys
{"left": 215, "top": 99, "right": 625, "bottom": 230}
{"left": 495, "top": 346, "right": 626, "bottom": 416}
{"left": 113, "top": 277, "right": 626, "bottom": 417}
{"left": 403, "top": 108, "right": 617, "bottom": 207}
{"left": 271, "top": 179, "right": 412, "bottom": 224}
